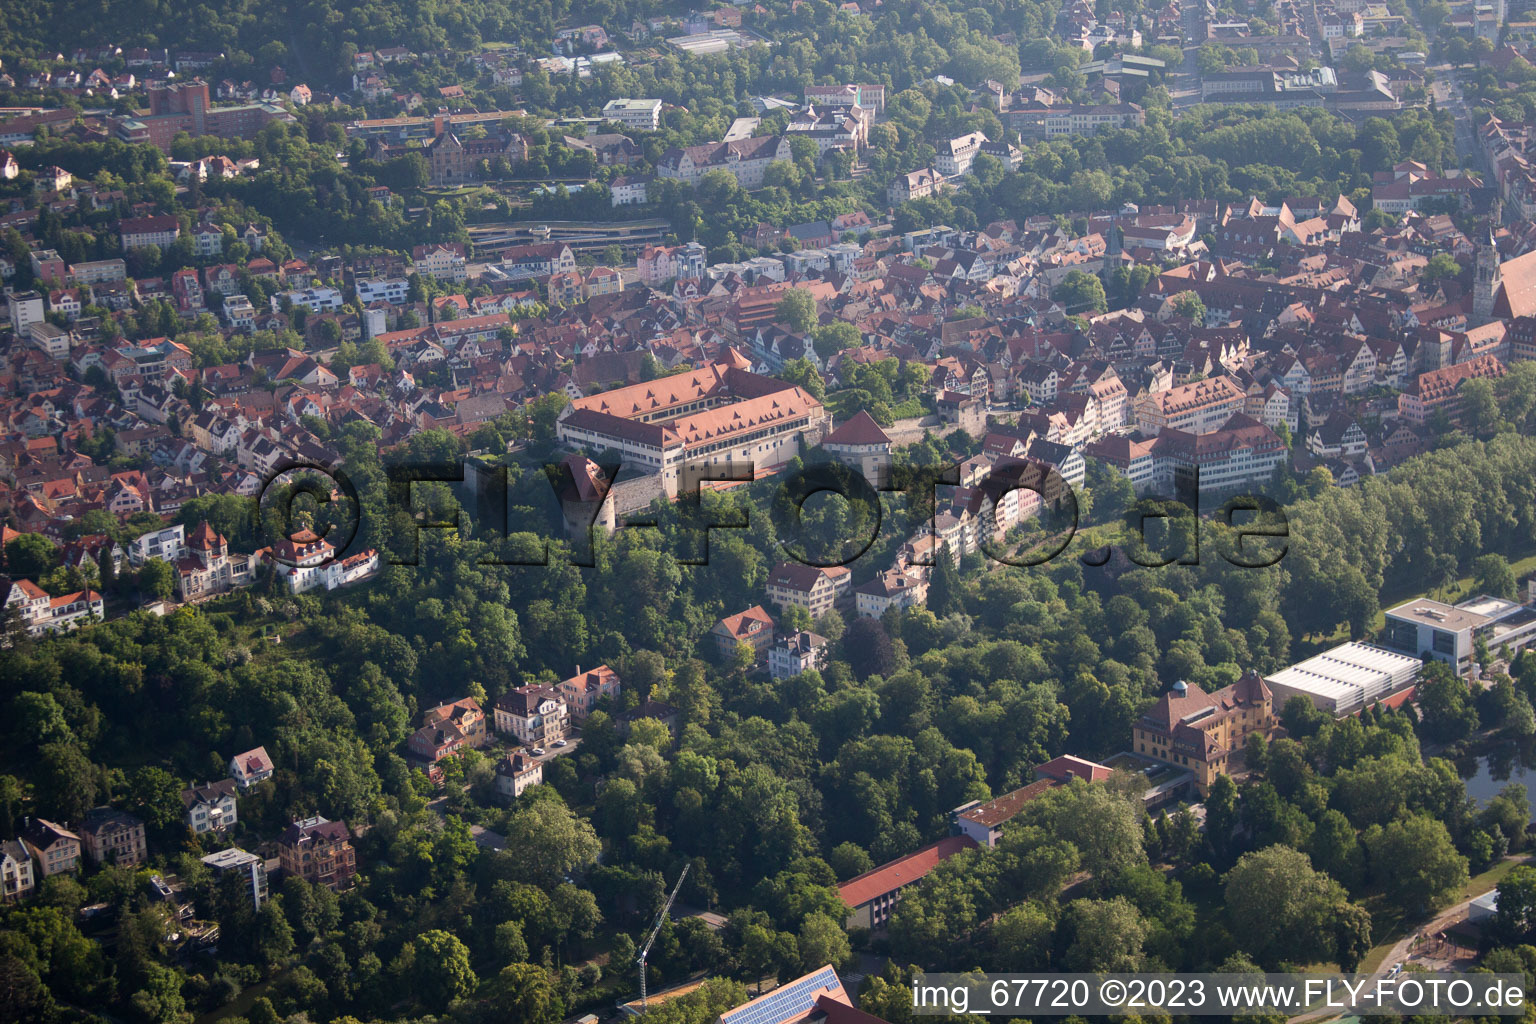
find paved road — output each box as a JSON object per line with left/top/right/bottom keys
{"left": 1287, "top": 882, "right": 1500, "bottom": 1023}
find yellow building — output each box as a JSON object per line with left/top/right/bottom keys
{"left": 1132, "top": 672, "right": 1273, "bottom": 793}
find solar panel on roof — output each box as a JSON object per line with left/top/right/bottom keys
{"left": 720, "top": 966, "right": 841, "bottom": 1024}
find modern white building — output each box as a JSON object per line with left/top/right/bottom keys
{"left": 201, "top": 847, "right": 268, "bottom": 910}
{"left": 275, "top": 287, "right": 344, "bottom": 314}
{"left": 8, "top": 291, "right": 45, "bottom": 333}
{"left": 355, "top": 278, "right": 409, "bottom": 305}
{"left": 1264, "top": 641, "right": 1422, "bottom": 717}
{"left": 128, "top": 524, "right": 187, "bottom": 565}
{"left": 1380, "top": 599, "right": 1489, "bottom": 676}
{"left": 602, "top": 97, "right": 663, "bottom": 130}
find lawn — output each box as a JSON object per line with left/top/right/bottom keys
{"left": 1307, "top": 544, "right": 1536, "bottom": 652}
{"left": 1352, "top": 855, "right": 1534, "bottom": 975}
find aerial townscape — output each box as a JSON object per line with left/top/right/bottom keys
{"left": 8, "top": 0, "right": 1536, "bottom": 1023}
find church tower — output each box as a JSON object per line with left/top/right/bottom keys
{"left": 1474, "top": 202, "right": 1503, "bottom": 326}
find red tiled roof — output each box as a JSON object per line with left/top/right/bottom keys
{"left": 822, "top": 409, "right": 892, "bottom": 447}
{"left": 958, "top": 779, "right": 1058, "bottom": 827}
{"left": 838, "top": 835, "right": 977, "bottom": 908}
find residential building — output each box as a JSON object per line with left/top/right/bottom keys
{"left": 191, "top": 223, "right": 224, "bottom": 257}
{"left": 1, "top": 841, "right": 35, "bottom": 903}
{"left": 838, "top": 836, "right": 977, "bottom": 929}
{"left": 174, "top": 521, "right": 264, "bottom": 600}
{"left": 276, "top": 287, "right": 344, "bottom": 313}
{"left": 201, "top": 847, "right": 267, "bottom": 910}
{"left": 182, "top": 779, "right": 239, "bottom": 833}
{"left": 229, "top": 745, "right": 274, "bottom": 788}
{"left": 765, "top": 563, "right": 852, "bottom": 618}
{"left": 1133, "top": 375, "right": 1247, "bottom": 434}
{"left": 656, "top": 135, "right": 792, "bottom": 188}
{"left": 4, "top": 579, "right": 105, "bottom": 635}
{"left": 276, "top": 816, "right": 356, "bottom": 890}
{"left": 119, "top": 214, "right": 182, "bottom": 250}
{"left": 30, "top": 249, "right": 66, "bottom": 286}
{"left": 637, "top": 242, "right": 707, "bottom": 286}
{"left": 19, "top": 818, "right": 81, "bottom": 877}
{"left": 128, "top": 523, "right": 187, "bottom": 565}
{"left": 407, "top": 697, "right": 489, "bottom": 762}
{"left": 1397, "top": 354, "right": 1506, "bottom": 425}
{"left": 1307, "top": 411, "right": 1368, "bottom": 457}
{"left": 556, "top": 665, "right": 622, "bottom": 722}
{"left": 769, "top": 630, "right": 830, "bottom": 679}
{"left": 1132, "top": 673, "right": 1274, "bottom": 794}
{"left": 854, "top": 570, "right": 927, "bottom": 618}
{"left": 356, "top": 278, "right": 409, "bottom": 305}
{"left": 710, "top": 605, "right": 777, "bottom": 660}
{"left": 69, "top": 258, "right": 128, "bottom": 286}
{"left": 492, "top": 686, "right": 569, "bottom": 747}
{"left": 270, "top": 530, "right": 379, "bottom": 593}
{"left": 936, "top": 131, "right": 989, "bottom": 177}
{"left": 611, "top": 174, "right": 652, "bottom": 206}
{"left": 494, "top": 751, "right": 544, "bottom": 801}
{"left": 9, "top": 291, "right": 44, "bottom": 334}
{"left": 888, "top": 167, "right": 943, "bottom": 205}
{"left": 78, "top": 807, "right": 148, "bottom": 867}
{"left": 602, "top": 97, "right": 663, "bottom": 130}
{"left": 413, "top": 243, "right": 468, "bottom": 283}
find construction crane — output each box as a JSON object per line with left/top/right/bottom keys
{"left": 636, "top": 862, "right": 691, "bottom": 1012}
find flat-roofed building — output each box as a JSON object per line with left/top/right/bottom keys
{"left": 1380, "top": 599, "right": 1490, "bottom": 676}
{"left": 201, "top": 847, "right": 268, "bottom": 910}
{"left": 1265, "top": 641, "right": 1422, "bottom": 716}
{"left": 602, "top": 97, "right": 663, "bottom": 130}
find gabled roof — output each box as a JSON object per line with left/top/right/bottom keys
{"left": 714, "top": 604, "right": 775, "bottom": 639}
{"left": 838, "top": 835, "right": 977, "bottom": 908}
{"left": 494, "top": 684, "right": 564, "bottom": 718}
{"left": 230, "top": 746, "right": 271, "bottom": 775}
{"left": 822, "top": 409, "right": 891, "bottom": 447}
{"left": 181, "top": 778, "right": 238, "bottom": 809}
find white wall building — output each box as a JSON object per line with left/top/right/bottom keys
{"left": 1264, "top": 642, "right": 1422, "bottom": 717}
{"left": 602, "top": 97, "right": 663, "bottom": 130}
